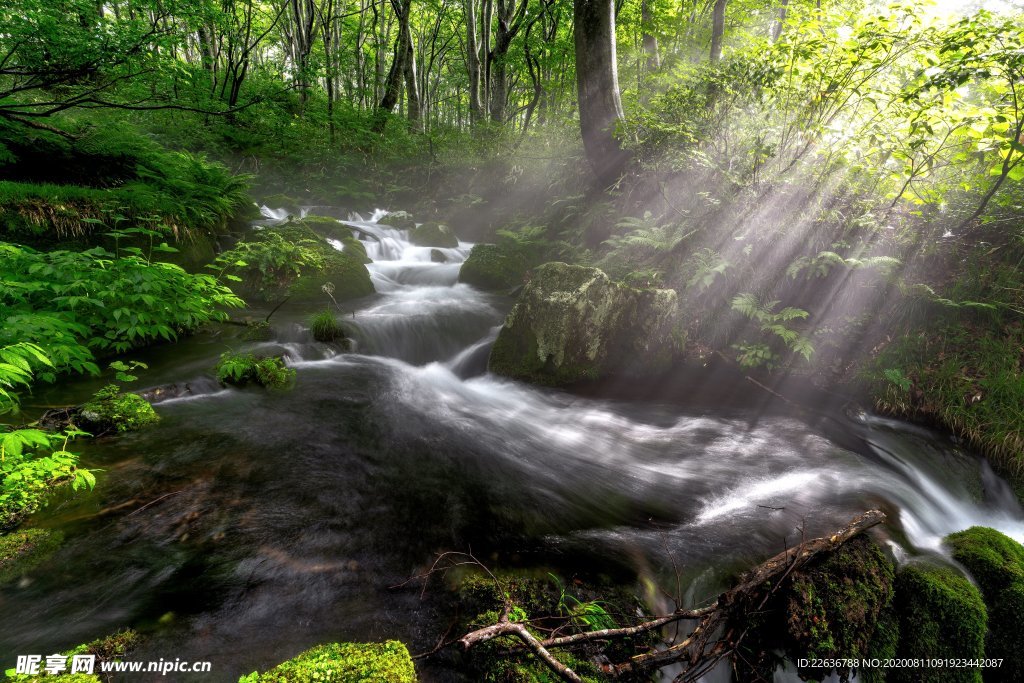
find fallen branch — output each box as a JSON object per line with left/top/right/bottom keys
{"left": 456, "top": 509, "right": 886, "bottom": 681}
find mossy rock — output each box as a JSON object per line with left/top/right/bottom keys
{"left": 890, "top": 563, "right": 986, "bottom": 683}
{"left": 288, "top": 248, "right": 374, "bottom": 301}
{"left": 382, "top": 211, "right": 416, "bottom": 230}
{"left": 733, "top": 534, "right": 896, "bottom": 682}
{"left": 238, "top": 641, "right": 417, "bottom": 682}
{"left": 0, "top": 528, "right": 64, "bottom": 585}
{"left": 341, "top": 236, "right": 371, "bottom": 264}
{"left": 946, "top": 527, "right": 1024, "bottom": 681}
{"left": 238, "top": 224, "right": 374, "bottom": 303}
{"left": 430, "top": 249, "right": 446, "bottom": 263}
{"left": 459, "top": 243, "right": 531, "bottom": 291}
{"left": 782, "top": 535, "right": 896, "bottom": 681}
{"left": 78, "top": 385, "right": 159, "bottom": 434}
{"left": 296, "top": 215, "right": 354, "bottom": 241}
{"left": 261, "top": 193, "right": 301, "bottom": 210}
{"left": 410, "top": 221, "right": 458, "bottom": 248}
{"left": 489, "top": 263, "right": 681, "bottom": 386}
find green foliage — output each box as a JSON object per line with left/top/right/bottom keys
{"left": 890, "top": 563, "right": 987, "bottom": 683}
{"left": 309, "top": 310, "right": 345, "bottom": 343}
{"left": 77, "top": 384, "right": 159, "bottom": 434}
{"left": 1, "top": 426, "right": 93, "bottom": 531}
{"left": 238, "top": 641, "right": 416, "bottom": 683}
{"left": 731, "top": 293, "right": 814, "bottom": 366}
{"left": 214, "top": 232, "right": 325, "bottom": 294}
{"left": 684, "top": 248, "right": 730, "bottom": 292}
{"left": 945, "top": 527, "right": 1024, "bottom": 681}
{"left": 1, "top": 242, "right": 243, "bottom": 368}
{"left": 215, "top": 353, "right": 295, "bottom": 390}
{"left": 0, "top": 343, "right": 54, "bottom": 415}
{"left": 0, "top": 527, "right": 64, "bottom": 585}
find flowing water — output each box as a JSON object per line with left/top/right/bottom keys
{"left": 3, "top": 210, "right": 1023, "bottom": 681}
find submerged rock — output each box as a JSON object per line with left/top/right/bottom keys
{"left": 946, "top": 527, "right": 1024, "bottom": 681}
{"left": 410, "top": 220, "right": 458, "bottom": 248}
{"left": 382, "top": 210, "right": 416, "bottom": 230}
{"left": 489, "top": 262, "right": 682, "bottom": 385}
{"left": 239, "top": 641, "right": 417, "bottom": 682}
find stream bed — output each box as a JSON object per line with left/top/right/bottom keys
{"left": 3, "top": 210, "right": 1023, "bottom": 681}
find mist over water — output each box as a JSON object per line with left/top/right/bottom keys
{"left": 3, "top": 209, "right": 1021, "bottom": 681}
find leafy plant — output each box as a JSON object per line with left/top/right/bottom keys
{"left": 309, "top": 310, "right": 345, "bottom": 342}
{"left": 1, "top": 426, "right": 93, "bottom": 531}
{"left": 214, "top": 353, "right": 295, "bottom": 389}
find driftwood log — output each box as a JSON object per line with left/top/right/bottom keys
{"left": 457, "top": 509, "right": 886, "bottom": 683}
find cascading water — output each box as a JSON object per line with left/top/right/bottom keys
{"left": 2, "top": 208, "right": 1021, "bottom": 681}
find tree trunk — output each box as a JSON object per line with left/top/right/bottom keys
{"left": 771, "top": 0, "right": 789, "bottom": 42}
{"left": 404, "top": 38, "right": 422, "bottom": 129}
{"left": 378, "top": 0, "right": 412, "bottom": 120}
{"left": 465, "top": 0, "right": 484, "bottom": 123}
{"left": 574, "top": 0, "right": 631, "bottom": 185}
{"left": 710, "top": 0, "right": 727, "bottom": 62}
{"left": 640, "top": 0, "right": 659, "bottom": 70}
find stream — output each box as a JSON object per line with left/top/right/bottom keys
{"left": 3, "top": 209, "right": 1023, "bottom": 681}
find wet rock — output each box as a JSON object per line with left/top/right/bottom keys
{"left": 489, "top": 262, "right": 682, "bottom": 385}
{"left": 430, "top": 248, "right": 447, "bottom": 263}
{"left": 410, "top": 221, "right": 458, "bottom": 248}
{"left": 382, "top": 210, "right": 416, "bottom": 230}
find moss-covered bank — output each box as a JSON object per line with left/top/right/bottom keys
{"left": 0, "top": 527, "right": 63, "bottom": 586}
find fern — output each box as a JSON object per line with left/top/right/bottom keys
{"left": 731, "top": 293, "right": 814, "bottom": 366}
{"left": 686, "top": 248, "right": 730, "bottom": 291}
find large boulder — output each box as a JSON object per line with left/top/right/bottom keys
{"left": 489, "top": 262, "right": 681, "bottom": 385}
{"left": 458, "top": 243, "right": 531, "bottom": 291}
{"left": 410, "top": 221, "right": 458, "bottom": 248}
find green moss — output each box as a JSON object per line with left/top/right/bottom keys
{"left": 382, "top": 211, "right": 416, "bottom": 230}
{"left": 238, "top": 641, "right": 417, "bottom": 682}
{"left": 945, "top": 527, "right": 1024, "bottom": 681}
{"left": 309, "top": 309, "right": 345, "bottom": 342}
{"left": 240, "top": 320, "right": 274, "bottom": 341}
{"left": 459, "top": 243, "right": 531, "bottom": 291}
{"left": 215, "top": 353, "right": 295, "bottom": 389}
{"left": 78, "top": 385, "right": 159, "bottom": 434}
{"left": 409, "top": 221, "right": 458, "bottom": 248}
{"left": 890, "top": 563, "right": 987, "bottom": 683}
{"left": 0, "top": 528, "right": 64, "bottom": 585}
{"left": 782, "top": 535, "right": 895, "bottom": 680}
